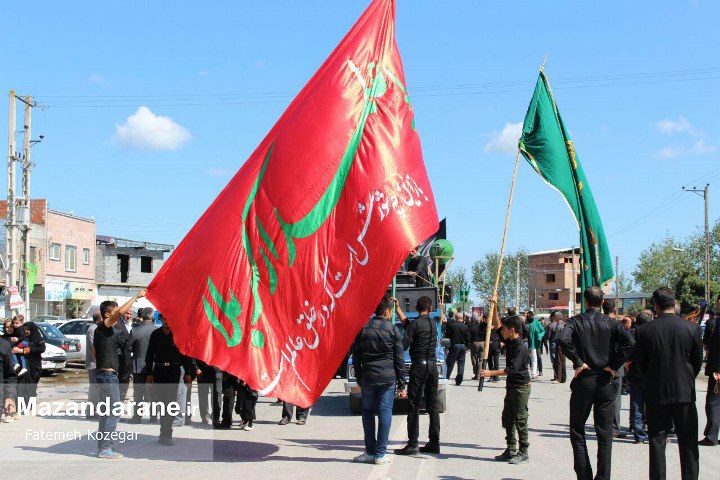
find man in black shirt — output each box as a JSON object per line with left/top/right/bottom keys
{"left": 627, "top": 309, "right": 652, "bottom": 444}
{"left": 395, "top": 296, "right": 441, "bottom": 455}
{"left": 445, "top": 313, "right": 470, "bottom": 385}
{"left": 634, "top": 288, "right": 703, "bottom": 480}
{"left": 407, "top": 247, "right": 433, "bottom": 287}
{"left": 700, "top": 296, "right": 720, "bottom": 447}
{"left": 128, "top": 308, "right": 157, "bottom": 423}
{"left": 480, "top": 314, "right": 531, "bottom": 464}
{"left": 94, "top": 290, "right": 146, "bottom": 459}
{"left": 146, "top": 313, "right": 194, "bottom": 445}
{"left": 351, "top": 296, "right": 406, "bottom": 464}
{"left": 558, "top": 286, "right": 633, "bottom": 480}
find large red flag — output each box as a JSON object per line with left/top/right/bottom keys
{"left": 147, "top": 0, "right": 438, "bottom": 407}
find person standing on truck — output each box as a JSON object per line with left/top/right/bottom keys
{"left": 350, "top": 296, "right": 406, "bottom": 465}
{"left": 395, "top": 296, "right": 441, "bottom": 456}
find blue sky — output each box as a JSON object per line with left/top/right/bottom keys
{"left": 2, "top": 0, "right": 719, "bottom": 290}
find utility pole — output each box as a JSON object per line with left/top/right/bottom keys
{"left": 571, "top": 246, "right": 576, "bottom": 317}
{"left": 683, "top": 184, "right": 711, "bottom": 302}
{"left": 516, "top": 256, "right": 520, "bottom": 310}
{"left": 19, "top": 95, "right": 34, "bottom": 318}
{"left": 6, "top": 91, "right": 17, "bottom": 318}
{"left": 615, "top": 256, "right": 620, "bottom": 314}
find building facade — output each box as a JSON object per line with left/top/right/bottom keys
{"left": 1, "top": 199, "right": 97, "bottom": 318}
{"left": 95, "top": 235, "right": 173, "bottom": 309}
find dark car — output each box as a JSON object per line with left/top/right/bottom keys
{"left": 33, "top": 322, "right": 82, "bottom": 363}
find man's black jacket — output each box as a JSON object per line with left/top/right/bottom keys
{"left": 634, "top": 313, "right": 703, "bottom": 404}
{"left": 0, "top": 338, "right": 17, "bottom": 401}
{"left": 558, "top": 308, "right": 633, "bottom": 371}
{"left": 351, "top": 316, "right": 405, "bottom": 388}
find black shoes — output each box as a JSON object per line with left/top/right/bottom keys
{"left": 394, "top": 445, "right": 419, "bottom": 456}
{"left": 509, "top": 451, "right": 529, "bottom": 464}
{"left": 699, "top": 437, "right": 716, "bottom": 446}
{"left": 494, "top": 449, "right": 517, "bottom": 461}
{"left": 278, "top": 417, "right": 290, "bottom": 425}
{"left": 419, "top": 443, "right": 440, "bottom": 454}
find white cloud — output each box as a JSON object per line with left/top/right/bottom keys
{"left": 87, "top": 73, "right": 106, "bottom": 85}
{"left": 203, "top": 167, "right": 234, "bottom": 178}
{"left": 656, "top": 139, "right": 717, "bottom": 159}
{"left": 656, "top": 116, "right": 701, "bottom": 136}
{"left": 198, "top": 70, "right": 210, "bottom": 77}
{"left": 113, "top": 107, "right": 191, "bottom": 151}
{"left": 484, "top": 122, "right": 523, "bottom": 154}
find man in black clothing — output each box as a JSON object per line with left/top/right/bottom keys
{"left": 407, "top": 247, "right": 433, "bottom": 287}
{"left": 480, "top": 314, "right": 502, "bottom": 382}
{"left": 11, "top": 315, "right": 45, "bottom": 404}
{"left": 558, "top": 286, "right": 634, "bottom": 480}
{"left": 350, "top": 296, "right": 406, "bottom": 464}
{"left": 0, "top": 337, "right": 18, "bottom": 421}
{"left": 128, "top": 308, "right": 157, "bottom": 423}
{"left": 279, "top": 401, "right": 310, "bottom": 425}
{"left": 94, "top": 290, "right": 146, "bottom": 459}
{"left": 445, "top": 313, "right": 469, "bottom": 385}
{"left": 700, "top": 297, "right": 720, "bottom": 446}
{"left": 146, "top": 313, "right": 194, "bottom": 445}
{"left": 627, "top": 309, "right": 653, "bottom": 444}
{"left": 634, "top": 287, "right": 703, "bottom": 480}
{"left": 196, "top": 360, "right": 222, "bottom": 425}
{"left": 114, "top": 309, "right": 134, "bottom": 401}
{"left": 395, "top": 296, "right": 441, "bottom": 455}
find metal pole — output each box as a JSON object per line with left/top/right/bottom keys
{"left": 516, "top": 256, "right": 520, "bottom": 310}
{"left": 615, "top": 256, "right": 620, "bottom": 315}
{"left": 571, "top": 246, "right": 576, "bottom": 317}
{"left": 704, "top": 185, "right": 710, "bottom": 303}
{"left": 21, "top": 96, "right": 32, "bottom": 318}
{"left": 6, "top": 91, "right": 16, "bottom": 317}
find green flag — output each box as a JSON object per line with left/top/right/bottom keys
{"left": 25, "top": 262, "right": 37, "bottom": 294}
{"left": 519, "top": 69, "right": 613, "bottom": 292}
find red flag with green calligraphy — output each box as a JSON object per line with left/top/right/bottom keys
{"left": 147, "top": 0, "right": 438, "bottom": 407}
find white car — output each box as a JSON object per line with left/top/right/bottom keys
{"left": 58, "top": 319, "right": 94, "bottom": 363}
{"left": 42, "top": 343, "right": 67, "bottom": 373}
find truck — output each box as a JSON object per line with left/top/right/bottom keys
{"left": 344, "top": 308, "right": 448, "bottom": 414}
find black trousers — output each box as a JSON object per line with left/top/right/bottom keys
{"left": 446, "top": 344, "right": 466, "bottom": 385}
{"left": 153, "top": 367, "right": 181, "bottom": 438}
{"left": 488, "top": 344, "right": 500, "bottom": 377}
{"left": 554, "top": 345, "right": 567, "bottom": 383}
{"left": 282, "top": 402, "right": 309, "bottom": 420}
{"left": 569, "top": 372, "right": 615, "bottom": 480}
{"left": 704, "top": 376, "right": 720, "bottom": 443}
{"left": 646, "top": 401, "right": 699, "bottom": 480}
{"left": 406, "top": 361, "right": 440, "bottom": 448}
{"left": 198, "top": 367, "right": 222, "bottom": 422}
{"left": 221, "top": 373, "right": 236, "bottom": 425}
{"left": 236, "top": 387, "right": 258, "bottom": 422}
{"left": 132, "top": 372, "right": 149, "bottom": 419}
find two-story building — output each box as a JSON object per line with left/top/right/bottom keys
{"left": 0, "top": 199, "right": 96, "bottom": 318}
{"left": 95, "top": 235, "right": 174, "bottom": 308}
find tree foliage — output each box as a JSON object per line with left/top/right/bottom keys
{"left": 632, "top": 219, "right": 720, "bottom": 313}
{"left": 471, "top": 248, "right": 528, "bottom": 309}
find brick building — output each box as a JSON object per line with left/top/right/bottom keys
{"left": 95, "top": 235, "right": 173, "bottom": 308}
{"left": 527, "top": 247, "right": 612, "bottom": 315}
{"left": 1, "top": 199, "right": 96, "bottom": 318}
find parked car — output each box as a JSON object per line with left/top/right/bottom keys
{"left": 33, "top": 322, "right": 82, "bottom": 363}
{"left": 42, "top": 343, "right": 67, "bottom": 373}
{"left": 32, "top": 315, "right": 68, "bottom": 327}
{"left": 58, "top": 319, "right": 94, "bottom": 363}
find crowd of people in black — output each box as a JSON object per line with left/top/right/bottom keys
{"left": 1, "top": 285, "right": 719, "bottom": 480}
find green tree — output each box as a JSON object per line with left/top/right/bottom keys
{"left": 612, "top": 271, "right": 636, "bottom": 295}
{"left": 444, "top": 266, "right": 470, "bottom": 309}
{"left": 471, "top": 248, "right": 528, "bottom": 309}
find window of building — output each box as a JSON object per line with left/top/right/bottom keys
{"left": 546, "top": 274, "right": 556, "bottom": 283}
{"left": 140, "top": 256, "right": 153, "bottom": 273}
{"left": 49, "top": 243, "right": 61, "bottom": 261}
{"left": 117, "top": 254, "right": 130, "bottom": 283}
{"left": 83, "top": 248, "right": 90, "bottom": 265}
{"left": 65, "top": 246, "right": 77, "bottom": 272}
{"left": 577, "top": 274, "right": 581, "bottom": 286}
{"left": 576, "top": 292, "right": 582, "bottom": 304}
{"left": 564, "top": 257, "right": 572, "bottom": 264}
{"left": 30, "top": 246, "right": 37, "bottom": 263}
{"left": 549, "top": 292, "right": 559, "bottom": 301}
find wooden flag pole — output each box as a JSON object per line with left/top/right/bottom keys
{"left": 479, "top": 150, "right": 521, "bottom": 392}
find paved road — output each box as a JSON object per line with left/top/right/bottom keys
{"left": 2, "top": 353, "right": 719, "bottom": 479}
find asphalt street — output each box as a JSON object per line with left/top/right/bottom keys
{"left": 2, "top": 353, "right": 719, "bottom": 479}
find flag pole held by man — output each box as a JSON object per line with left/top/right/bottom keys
{"left": 146, "top": 0, "right": 438, "bottom": 408}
